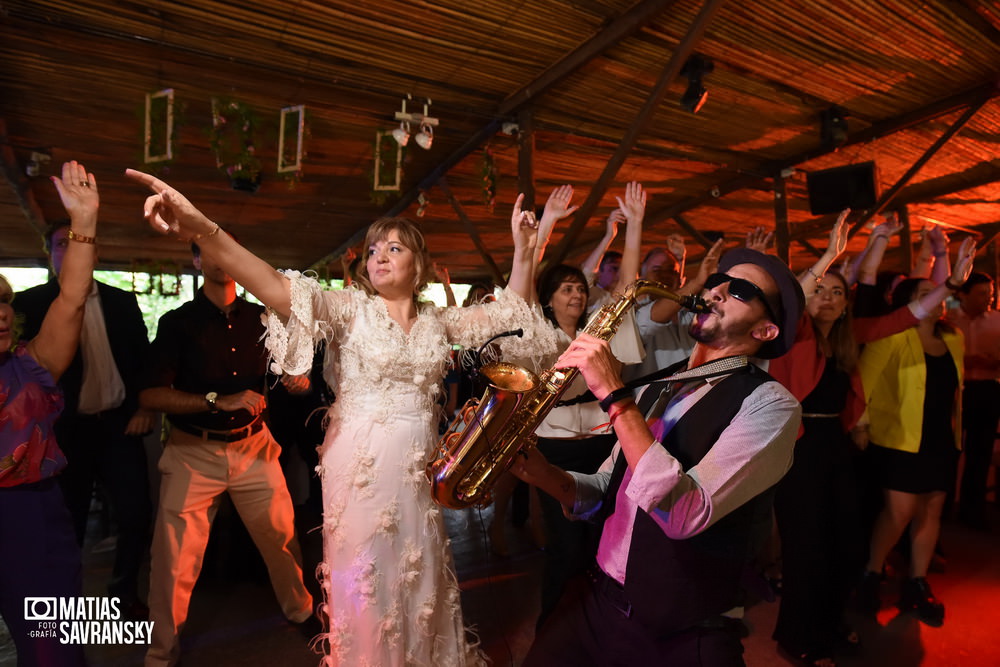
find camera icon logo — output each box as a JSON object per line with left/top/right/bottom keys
{"left": 24, "top": 597, "right": 58, "bottom": 621}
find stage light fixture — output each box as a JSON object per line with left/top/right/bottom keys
{"left": 679, "top": 55, "right": 714, "bottom": 114}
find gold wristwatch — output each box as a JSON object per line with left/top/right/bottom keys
{"left": 205, "top": 391, "right": 219, "bottom": 413}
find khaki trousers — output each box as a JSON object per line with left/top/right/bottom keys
{"left": 145, "top": 425, "right": 312, "bottom": 667}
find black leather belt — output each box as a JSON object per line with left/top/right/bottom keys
{"left": 588, "top": 566, "right": 632, "bottom": 618}
{"left": 170, "top": 418, "right": 265, "bottom": 442}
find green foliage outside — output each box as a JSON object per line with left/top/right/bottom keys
{"left": 4, "top": 266, "right": 473, "bottom": 342}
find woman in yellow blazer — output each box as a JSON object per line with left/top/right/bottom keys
{"left": 857, "top": 276, "right": 965, "bottom": 627}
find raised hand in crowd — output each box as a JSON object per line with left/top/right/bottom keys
{"left": 340, "top": 246, "right": 358, "bottom": 286}
{"left": 850, "top": 211, "right": 902, "bottom": 286}
{"left": 647, "top": 237, "right": 725, "bottom": 324}
{"left": 665, "top": 233, "right": 688, "bottom": 281}
{"left": 799, "top": 208, "right": 849, "bottom": 299}
{"left": 745, "top": 226, "right": 774, "bottom": 254}
{"left": 434, "top": 262, "right": 457, "bottom": 307}
{"left": 926, "top": 225, "right": 951, "bottom": 284}
{"left": 29, "top": 161, "right": 100, "bottom": 380}
{"left": 509, "top": 192, "right": 542, "bottom": 301}
{"left": 609, "top": 181, "right": 647, "bottom": 294}
{"left": 535, "top": 185, "right": 580, "bottom": 265}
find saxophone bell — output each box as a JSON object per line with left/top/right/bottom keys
{"left": 427, "top": 279, "right": 704, "bottom": 509}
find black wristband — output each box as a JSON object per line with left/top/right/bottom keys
{"left": 945, "top": 278, "right": 964, "bottom": 291}
{"left": 599, "top": 387, "right": 634, "bottom": 412}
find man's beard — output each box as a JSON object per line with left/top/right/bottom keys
{"left": 688, "top": 310, "right": 753, "bottom": 347}
{"left": 688, "top": 311, "right": 716, "bottom": 344}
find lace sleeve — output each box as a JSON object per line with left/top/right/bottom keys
{"left": 263, "top": 270, "right": 355, "bottom": 375}
{"left": 439, "top": 288, "right": 559, "bottom": 370}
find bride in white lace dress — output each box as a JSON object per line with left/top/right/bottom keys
{"left": 126, "top": 169, "right": 556, "bottom": 666}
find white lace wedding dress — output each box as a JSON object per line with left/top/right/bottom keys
{"left": 265, "top": 273, "right": 555, "bottom": 666}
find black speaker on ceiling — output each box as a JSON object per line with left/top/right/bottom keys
{"left": 806, "top": 162, "right": 879, "bottom": 215}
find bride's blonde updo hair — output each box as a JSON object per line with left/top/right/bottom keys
{"left": 355, "top": 217, "right": 434, "bottom": 301}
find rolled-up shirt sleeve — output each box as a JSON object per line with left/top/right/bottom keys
{"left": 626, "top": 380, "right": 800, "bottom": 539}
{"left": 568, "top": 453, "right": 617, "bottom": 520}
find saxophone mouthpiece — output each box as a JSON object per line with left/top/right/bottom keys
{"left": 682, "top": 294, "right": 712, "bottom": 313}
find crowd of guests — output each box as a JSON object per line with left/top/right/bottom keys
{"left": 1, "top": 164, "right": 997, "bottom": 667}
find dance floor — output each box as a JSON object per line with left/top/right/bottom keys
{"left": 2, "top": 494, "right": 999, "bottom": 666}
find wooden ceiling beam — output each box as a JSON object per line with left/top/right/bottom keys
{"left": 847, "top": 93, "right": 991, "bottom": 237}
{"left": 313, "top": 0, "right": 682, "bottom": 270}
{"left": 438, "top": 177, "right": 506, "bottom": 286}
{"left": 497, "top": 0, "right": 684, "bottom": 116}
{"left": 645, "top": 79, "right": 1000, "bottom": 233}
{"left": 672, "top": 213, "right": 713, "bottom": 248}
{"left": 794, "top": 238, "right": 824, "bottom": 259}
{"left": 892, "top": 160, "right": 1000, "bottom": 207}
{"left": 548, "top": 0, "right": 728, "bottom": 265}
{"left": 974, "top": 221, "right": 1000, "bottom": 248}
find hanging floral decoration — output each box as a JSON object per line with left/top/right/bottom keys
{"left": 480, "top": 144, "right": 498, "bottom": 213}
{"left": 209, "top": 97, "right": 262, "bottom": 190}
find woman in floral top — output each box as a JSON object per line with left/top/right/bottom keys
{"left": 0, "top": 161, "right": 99, "bottom": 666}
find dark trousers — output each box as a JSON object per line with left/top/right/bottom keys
{"left": 55, "top": 408, "right": 151, "bottom": 602}
{"left": 524, "top": 575, "right": 745, "bottom": 667}
{"left": 772, "top": 423, "right": 864, "bottom": 655}
{"left": 958, "top": 381, "right": 1000, "bottom": 525}
{"left": 535, "top": 433, "right": 616, "bottom": 628}
{"left": 0, "top": 479, "right": 87, "bottom": 667}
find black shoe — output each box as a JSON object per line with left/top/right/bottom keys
{"left": 899, "top": 577, "right": 944, "bottom": 626}
{"left": 857, "top": 571, "right": 881, "bottom": 614}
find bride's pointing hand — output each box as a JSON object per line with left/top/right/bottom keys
{"left": 125, "top": 168, "right": 218, "bottom": 241}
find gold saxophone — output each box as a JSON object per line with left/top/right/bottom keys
{"left": 426, "top": 279, "right": 709, "bottom": 509}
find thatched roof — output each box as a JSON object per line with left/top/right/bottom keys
{"left": 2, "top": 0, "right": 999, "bottom": 281}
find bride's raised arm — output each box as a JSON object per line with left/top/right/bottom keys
{"left": 125, "top": 168, "right": 293, "bottom": 319}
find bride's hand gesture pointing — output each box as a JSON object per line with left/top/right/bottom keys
{"left": 125, "top": 169, "right": 219, "bottom": 241}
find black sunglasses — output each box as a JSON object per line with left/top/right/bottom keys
{"left": 704, "top": 273, "right": 781, "bottom": 324}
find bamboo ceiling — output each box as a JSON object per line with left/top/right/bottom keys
{"left": 1, "top": 0, "right": 999, "bottom": 281}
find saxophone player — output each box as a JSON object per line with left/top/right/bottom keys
{"left": 513, "top": 248, "right": 805, "bottom": 667}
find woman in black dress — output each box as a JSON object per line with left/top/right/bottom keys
{"left": 858, "top": 276, "right": 968, "bottom": 626}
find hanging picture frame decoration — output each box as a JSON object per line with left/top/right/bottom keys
{"left": 144, "top": 88, "right": 175, "bottom": 164}
{"left": 278, "top": 104, "right": 305, "bottom": 176}
{"left": 373, "top": 129, "right": 403, "bottom": 192}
